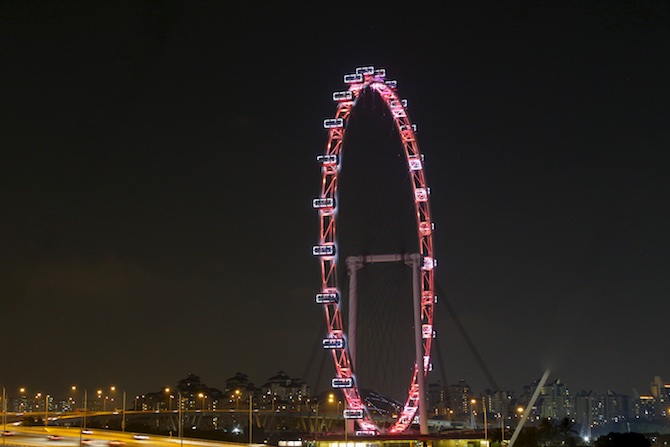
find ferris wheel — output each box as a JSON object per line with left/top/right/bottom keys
{"left": 312, "top": 66, "right": 437, "bottom": 435}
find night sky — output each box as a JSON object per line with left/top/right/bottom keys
{"left": 2, "top": 1, "right": 669, "bottom": 401}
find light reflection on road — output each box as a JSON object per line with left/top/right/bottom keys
{"left": 1, "top": 427, "right": 253, "bottom": 447}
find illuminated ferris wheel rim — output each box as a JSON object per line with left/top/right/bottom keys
{"left": 312, "top": 66, "right": 436, "bottom": 435}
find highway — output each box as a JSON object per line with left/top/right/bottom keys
{"left": 1, "top": 426, "right": 254, "bottom": 447}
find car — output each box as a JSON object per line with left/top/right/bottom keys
{"left": 82, "top": 429, "right": 93, "bottom": 434}
{"left": 1, "top": 430, "right": 16, "bottom": 436}
{"left": 133, "top": 434, "right": 149, "bottom": 440}
{"left": 108, "top": 441, "right": 126, "bottom": 446}
{"left": 48, "top": 434, "right": 64, "bottom": 440}
{"left": 81, "top": 440, "right": 94, "bottom": 446}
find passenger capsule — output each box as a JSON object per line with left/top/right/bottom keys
{"left": 316, "top": 293, "right": 339, "bottom": 304}
{"left": 355, "top": 66, "right": 375, "bottom": 75}
{"left": 312, "top": 245, "right": 335, "bottom": 256}
{"left": 331, "top": 377, "right": 353, "bottom": 388}
{"left": 312, "top": 198, "right": 334, "bottom": 209}
{"left": 323, "top": 118, "right": 344, "bottom": 128}
{"left": 332, "top": 91, "right": 354, "bottom": 102}
{"left": 322, "top": 338, "right": 344, "bottom": 349}
{"left": 343, "top": 73, "right": 364, "bottom": 84}
{"left": 344, "top": 409, "right": 364, "bottom": 419}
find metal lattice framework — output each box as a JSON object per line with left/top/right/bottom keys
{"left": 312, "top": 66, "right": 436, "bottom": 435}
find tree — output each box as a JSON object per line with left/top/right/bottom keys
{"left": 514, "top": 426, "right": 540, "bottom": 447}
{"left": 556, "top": 417, "right": 577, "bottom": 446}
{"left": 537, "top": 418, "right": 556, "bottom": 445}
{"left": 594, "top": 431, "right": 651, "bottom": 447}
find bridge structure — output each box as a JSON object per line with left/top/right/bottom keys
{"left": 3, "top": 408, "right": 463, "bottom": 441}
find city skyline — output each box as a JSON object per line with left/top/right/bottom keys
{"left": 2, "top": 2, "right": 669, "bottom": 402}
{"left": 1, "top": 371, "right": 665, "bottom": 404}
{"left": 4, "top": 372, "right": 669, "bottom": 442}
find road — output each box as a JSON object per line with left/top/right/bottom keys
{"left": 1, "top": 427, "right": 253, "bottom": 447}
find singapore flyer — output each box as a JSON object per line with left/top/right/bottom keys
{"left": 312, "top": 66, "right": 436, "bottom": 435}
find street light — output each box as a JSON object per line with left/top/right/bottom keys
{"left": 470, "top": 398, "right": 477, "bottom": 429}
{"left": 121, "top": 391, "right": 127, "bottom": 432}
{"left": 109, "top": 386, "right": 117, "bottom": 411}
{"left": 36, "top": 392, "right": 49, "bottom": 424}
{"left": 79, "top": 389, "right": 88, "bottom": 447}
{"left": 35, "top": 393, "right": 42, "bottom": 420}
{"left": 326, "top": 393, "right": 342, "bottom": 430}
{"left": 69, "top": 386, "right": 77, "bottom": 412}
{"left": 313, "top": 398, "right": 320, "bottom": 445}
{"left": 109, "top": 386, "right": 126, "bottom": 432}
{"left": 43, "top": 394, "right": 50, "bottom": 427}
{"left": 233, "top": 390, "right": 241, "bottom": 412}
{"left": 198, "top": 393, "right": 206, "bottom": 411}
{"left": 18, "top": 388, "right": 26, "bottom": 413}
{"left": 313, "top": 393, "right": 338, "bottom": 444}
{"left": 248, "top": 393, "right": 253, "bottom": 445}
{"left": 177, "top": 392, "right": 184, "bottom": 447}
{"left": 165, "top": 388, "right": 173, "bottom": 411}
{"left": 2, "top": 386, "right": 7, "bottom": 446}
{"left": 481, "top": 398, "right": 488, "bottom": 441}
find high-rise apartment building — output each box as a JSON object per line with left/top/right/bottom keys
{"left": 650, "top": 376, "right": 670, "bottom": 418}
{"left": 539, "top": 379, "right": 572, "bottom": 420}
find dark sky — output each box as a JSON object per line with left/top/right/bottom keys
{"left": 1, "top": 1, "right": 669, "bottom": 401}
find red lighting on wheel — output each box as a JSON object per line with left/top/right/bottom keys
{"left": 314, "top": 66, "right": 436, "bottom": 435}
